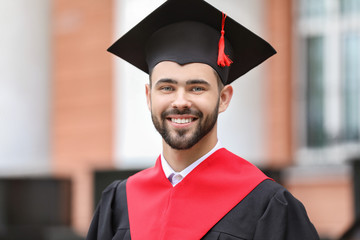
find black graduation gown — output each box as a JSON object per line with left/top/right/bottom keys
{"left": 86, "top": 179, "right": 319, "bottom": 240}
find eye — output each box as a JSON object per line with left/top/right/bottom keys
{"left": 191, "top": 86, "right": 205, "bottom": 92}
{"left": 160, "top": 86, "right": 174, "bottom": 92}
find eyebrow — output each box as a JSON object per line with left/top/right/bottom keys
{"left": 154, "top": 78, "right": 210, "bottom": 87}
{"left": 154, "top": 78, "right": 178, "bottom": 87}
{"left": 186, "top": 79, "right": 210, "bottom": 86}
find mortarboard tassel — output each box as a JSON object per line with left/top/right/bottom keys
{"left": 217, "top": 13, "right": 233, "bottom": 67}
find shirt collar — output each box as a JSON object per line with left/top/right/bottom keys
{"left": 161, "top": 141, "right": 222, "bottom": 180}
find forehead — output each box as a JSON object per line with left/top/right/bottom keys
{"left": 151, "top": 61, "right": 219, "bottom": 85}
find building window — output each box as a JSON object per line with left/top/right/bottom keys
{"left": 296, "top": 0, "right": 360, "bottom": 164}
{"left": 306, "top": 36, "right": 325, "bottom": 147}
{"left": 342, "top": 33, "right": 360, "bottom": 141}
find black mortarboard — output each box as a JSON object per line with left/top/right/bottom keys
{"left": 108, "top": 0, "right": 276, "bottom": 85}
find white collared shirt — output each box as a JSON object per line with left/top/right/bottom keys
{"left": 161, "top": 141, "right": 222, "bottom": 186}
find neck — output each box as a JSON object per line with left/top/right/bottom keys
{"left": 162, "top": 125, "right": 218, "bottom": 172}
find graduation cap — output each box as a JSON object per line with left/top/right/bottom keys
{"left": 108, "top": 0, "right": 276, "bottom": 85}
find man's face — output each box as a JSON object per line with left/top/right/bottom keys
{"left": 146, "top": 61, "right": 225, "bottom": 150}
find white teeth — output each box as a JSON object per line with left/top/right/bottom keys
{"left": 171, "top": 118, "right": 193, "bottom": 124}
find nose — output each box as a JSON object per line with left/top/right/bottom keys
{"left": 171, "top": 90, "right": 192, "bottom": 109}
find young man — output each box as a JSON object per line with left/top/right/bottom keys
{"left": 86, "top": 0, "right": 320, "bottom": 239}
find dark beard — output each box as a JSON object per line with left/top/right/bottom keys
{"left": 151, "top": 101, "right": 219, "bottom": 150}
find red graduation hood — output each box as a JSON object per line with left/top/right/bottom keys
{"left": 127, "top": 148, "right": 270, "bottom": 240}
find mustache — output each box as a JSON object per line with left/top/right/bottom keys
{"left": 161, "top": 108, "right": 203, "bottom": 119}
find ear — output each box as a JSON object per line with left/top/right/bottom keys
{"left": 218, "top": 85, "right": 233, "bottom": 113}
{"left": 145, "top": 84, "right": 151, "bottom": 111}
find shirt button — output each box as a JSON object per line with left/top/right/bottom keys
{"left": 173, "top": 174, "right": 183, "bottom": 185}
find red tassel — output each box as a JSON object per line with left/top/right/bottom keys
{"left": 217, "top": 13, "right": 233, "bottom": 67}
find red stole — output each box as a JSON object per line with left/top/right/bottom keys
{"left": 127, "top": 148, "right": 269, "bottom": 240}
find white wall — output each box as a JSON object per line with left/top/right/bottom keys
{"left": 0, "top": 0, "right": 51, "bottom": 175}
{"left": 114, "top": 0, "right": 268, "bottom": 168}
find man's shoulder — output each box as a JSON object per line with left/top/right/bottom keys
{"left": 101, "top": 179, "right": 123, "bottom": 195}
{"left": 252, "top": 179, "right": 285, "bottom": 198}
{"left": 248, "top": 179, "right": 306, "bottom": 210}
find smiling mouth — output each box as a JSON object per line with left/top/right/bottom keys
{"left": 171, "top": 118, "right": 195, "bottom": 124}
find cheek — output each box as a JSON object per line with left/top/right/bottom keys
{"left": 150, "top": 95, "right": 170, "bottom": 113}
{"left": 194, "top": 95, "right": 219, "bottom": 112}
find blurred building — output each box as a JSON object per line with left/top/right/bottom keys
{"left": 0, "top": 0, "right": 359, "bottom": 239}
